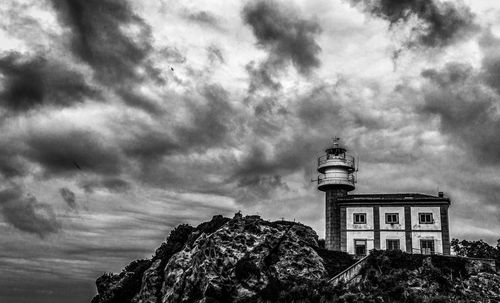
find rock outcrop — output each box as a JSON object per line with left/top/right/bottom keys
{"left": 91, "top": 214, "right": 500, "bottom": 303}
{"left": 91, "top": 214, "right": 354, "bottom": 303}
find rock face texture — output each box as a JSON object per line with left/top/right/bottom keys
{"left": 91, "top": 215, "right": 500, "bottom": 303}
{"left": 90, "top": 214, "right": 353, "bottom": 303}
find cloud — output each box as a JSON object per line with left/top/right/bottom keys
{"left": 421, "top": 67, "right": 500, "bottom": 164}
{"left": 207, "top": 45, "right": 225, "bottom": 64}
{"left": 59, "top": 188, "right": 76, "bottom": 209}
{"left": 121, "top": 126, "right": 180, "bottom": 162}
{"left": 0, "top": 187, "right": 60, "bottom": 237}
{"left": 242, "top": 0, "right": 322, "bottom": 91}
{"left": 348, "top": 0, "right": 479, "bottom": 48}
{"left": 479, "top": 29, "right": 500, "bottom": 94}
{"left": 25, "top": 129, "right": 122, "bottom": 177}
{"left": 116, "top": 88, "right": 164, "bottom": 114}
{"left": 236, "top": 174, "right": 289, "bottom": 202}
{"left": 419, "top": 30, "right": 500, "bottom": 165}
{"left": 245, "top": 61, "right": 283, "bottom": 92}
{"left": 118, "top": 84, "right": 234, "bottom": 159}
{"left": 177, "top": 84, "right": 235, "bottom": 149}
{"left": 0, "top": 52, "right": 97, "bottom": 112}
{"left": 160, "top": 47, "right": 187, "bottom": 64}
{"left": 49, "top": 0, "right": 155, "bottom": 85}
{"left": 81, "top": 177, "right": 131, "bottom": 194}
{"left": 0, "top": 144, "right": 27, "bottom": 178}
{"left": 184, "top": 11, "right": 220, "bottom": 28}
{"left": 106, "top": 84, "right": 237, "bottom": 192}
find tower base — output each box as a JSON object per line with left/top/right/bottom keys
{"left": 325, "top": 189, "right": 347, "bottom": 250}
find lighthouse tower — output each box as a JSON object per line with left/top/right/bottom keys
{"left": 317, "top": 138, "right": 356, "bottom": 250}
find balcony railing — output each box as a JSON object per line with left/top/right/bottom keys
{"left": 317, "top": 175, "right": 355, "bottom": 186}
{"left": 318, "top": 154, "right": 355, "bottom": 168}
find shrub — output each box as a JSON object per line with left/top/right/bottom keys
{"left": 259, "top": 276, "right": 281, "bottom": 301}
{"left": 430, "top": 255, "right": 468, "bottom": 278}
{"left": 428, "top": 295, "right": 449, "bottom": 303}
{"left": 153, "top": 223, "right": 194, "bottom": 261}
{"left": 196, "top": 215, "right": 230, "bottom": 235}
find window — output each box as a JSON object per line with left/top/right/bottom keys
{"left": 420, "top": 240, "right": 435, "bottom": 255}
{"left": 386, "top": 239, "right": 400, "bottom": 250}
{"left": 354, "top": 239, "right": 367, "bottom": 256}
{"left": 419, "top": 213, "right": 434, "bottom": 224}
{"left": 385, "top": 213, "right": 399, "bottom": 224}
{"left": 353, "top": 213, "right": 366, "bottom": 224}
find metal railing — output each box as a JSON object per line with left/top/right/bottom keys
{"left": 318, "top": 154, "right": 355, "bottom": 168}
{"left": 317, "top": 175, "right": 356, "bottom": 185}
{"left": 329, "top": 254, "right": 369, "bottom": 286}
{"left": 411, "top": 248, "right": 441, "bottom": 255}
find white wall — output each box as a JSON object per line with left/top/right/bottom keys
{"left": 346, "top": 231, "right": 375, "bottom": 254}
{"left": 342, "top": 206, "right": 444, "bottom": 254}
{"left": 410, "top": 207, "right": 441, "bottom": 230}
{"left": 411, "top": 231, "right": 443, "bottom": 254}
{"left": 324, "top": 167, "right": 349, "bottom": 179}
{"left": 380, "top": 231, "right": 406, "bottom": 251}
{"left": 379, "top": 207, "right": 405, "bottom": 230}
{"left": 346, "top": 207, "right": 374, "bottom": 230}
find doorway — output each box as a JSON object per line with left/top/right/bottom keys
{"left": 354, "top": 239, "right": 367, "bottom": 256}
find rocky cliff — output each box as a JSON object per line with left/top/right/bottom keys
{"left": 90, "top": 214, "right": 354, "bottom": 303}
{"left": 91, "top": 214, "right": 500, "bottom": 303}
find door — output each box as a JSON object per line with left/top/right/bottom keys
{"left": 420, "top": 239, "right": 435, "bottom": 255}
{"left": 354, "top": 239, "right": 367, "bottom": 256}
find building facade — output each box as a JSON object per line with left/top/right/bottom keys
{"left": 317, "top": 139, "right": 451, "bottom": 255}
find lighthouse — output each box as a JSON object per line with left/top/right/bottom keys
{"left": 316, "top": 138, "right": 451, "bottom": 255}
{"left": 317, "top": 138, "right": 356, "bottom": 250}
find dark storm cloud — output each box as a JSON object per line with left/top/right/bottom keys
{"left": 0, "top": 52, "right": 97, "bottom": 112}
{"left": 417, "top": 29, "right": 500, "bottom": 165}
{"left": 296, "top": 85, "right": 343, "bottom": 127}
{"left": 120, "top": 84, "right": 234, "bottom": 162}
{"left": 117, "top": 89, "right": 164, "bottom": 114}
{"left": 0, "top": 145, "right": 27, "bottom": 178}
{"left": 103, "top": 84, "right": 236, "bottom": 191}
{"left": 419, "top": 62, "right": 500, "bottom": 164}
{"left": 348, "top": 0, "right": 479, "bottom": 48}
{"left": 243, "top": 0, "right": 322, "bottom": 74}
{"left": 50, "top": 0, "right": 154, "bottom": 84}
{"left": 0, "top": 187, "right": 60, "bottom": 237}
{"left": 25, "top": 129, "right": 122, "bottom": 177}
{"left": 236, "top": 174, "right": 289, "bottom": 202}
{"left": 178, "top": 84, "right": 235, "bottom": 149}
{"left": 230, "top": 137, "right": 319, "bottom": 202}
{"left": 242, "top": 0, "right": 322, "bottom": 91}
{"left": 59, "top": 188, "right": 76, "bottom": 209}
{"left": 122, "top": 127, "right": 180, "bottom": 161}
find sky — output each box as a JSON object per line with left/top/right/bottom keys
{"left": 0, "top": 0, "right": 500, "bottom": 302}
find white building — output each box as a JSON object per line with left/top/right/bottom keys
{"left": 317, "top": 139, "right": 451, "bottom": 255}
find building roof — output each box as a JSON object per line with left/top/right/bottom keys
{"left": 336, "top": 193, "right": 450, "bottom": 205}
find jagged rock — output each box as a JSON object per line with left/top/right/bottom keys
{"left": 131, "top": 259, "right": 163, "bottom": 303}
{"left": 91, "top": 259, "right": 152, "bottom": 303}
{"left": 161, "top": 216, "right": 328, "bottom": 302}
